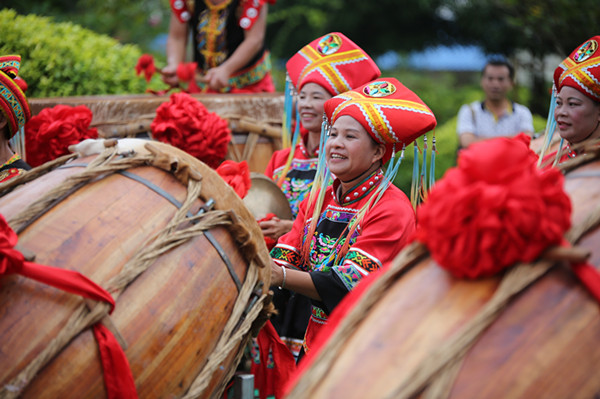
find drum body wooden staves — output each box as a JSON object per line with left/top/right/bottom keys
{"left": 286, "top": 159, "right": 600, "bottom": 399}
{"left": 0, "top": 143, "right": 270, "bottom": 398}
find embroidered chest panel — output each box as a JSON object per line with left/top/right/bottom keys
{"left": 273, "top": 158, "right": 318, "bottom": 217}
{"left": 306, "top": 205, "right": 360, "bottom": 271}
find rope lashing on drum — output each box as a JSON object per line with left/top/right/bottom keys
{"left": 7, "top": 150, "right": 154, "bottom": 232}
{"left": 181, "top": 264, "right": 271, "bottom": 399}
{"left": 384, "top": 209, "right": 600, "bottom": 399}
{"left": 390, "top": 141, "right": 600, "bottom": 399}
{"left": 117, "top": 169, "right": 243, "bottom": 291}
{"left": 0, "top": 145, "right": 274, "bottom": 399}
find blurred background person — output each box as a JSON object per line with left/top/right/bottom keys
{"left": 162, "top": 0, "right": 275, "bottom": 93}
{"left": 457, "top": 56, "right": 533, "bottom": 149}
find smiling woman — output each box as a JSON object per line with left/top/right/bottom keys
{"left": 269, "top": 77, "right": 437, "bottom": 357}
{"left": 252, "top": 33, "right": 381, "bottom": 392}
{"left": 262, "top": 32, "right": 381, "bottom": 240}
{"left": 325, "top": 115, "right": 385, "bottom": 190}
{"left": 540, "top": 35, "right": 600, "bottom": 164}
{"left": 555, "top": 86, "right": 600, "bottom": 144}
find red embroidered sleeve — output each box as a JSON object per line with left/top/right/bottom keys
{"left": 170, "top": 0, "right": 192, "bottom": 23}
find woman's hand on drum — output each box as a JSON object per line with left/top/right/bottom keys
{"left": 259, "top": 217, "right": 293, "bottom": 241}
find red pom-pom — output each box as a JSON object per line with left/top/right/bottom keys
{"left": 25, "top": 105, "right": 98, "bottom": 167}
{"left": 176, "top": 62, "right": 201, "bottom": 93}
{"left": 415, "top": 134, "right": 572, "bottom": 279}
{"left": 150, "top": 92, "right": 231, "bottom": 168}
{"left": 135, "top": 54, "right": 156, "bottom": 83}
{"left": 176, "top": 62, "right": 196, "bottom": 82}
{"left": 216, "top": 160, "right": 251, "bottom": 198}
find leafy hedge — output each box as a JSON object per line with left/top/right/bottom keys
{"left": 0, "top": 9, "right": 147, "bottom": 98}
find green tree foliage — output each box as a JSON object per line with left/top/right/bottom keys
{"left": 3, "top": 0, "right": 170, "bottom": 56}
{"left": 266, "top": 0, "right": 449, "bottom": 59}
{"left": 443, "top": 0, "right": 598, "bottom": 57}
{"left": 0, "top": 9, "right": 146, "bottom": 97}
{"left": 439, "top": 0, "right": 600, "bottom": 115}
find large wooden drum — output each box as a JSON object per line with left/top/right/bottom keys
{"left": 29, "top": 93, "right": 284, "bottom": 173}
{"left": 0, "top": 142, "right": 272, "bottom": 398}
{"left": 286, "top": 155, "right": 600, "bottom": 398}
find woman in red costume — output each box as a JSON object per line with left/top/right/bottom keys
{"left": 270, "top": 78, "right": 437, "bottom": 357}
{"left": 261, "top": 32, "right": 380, "bottom": 242}
{"left": 260, "top": 32, "right": 380, "bottom": 362}
{"left": 540, "top": 35, "right": 600, "bottom": 165}
{"left": 162, "top": 0, "right": 276, "bottom": 93}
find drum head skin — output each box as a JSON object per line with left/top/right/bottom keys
{"left": 244, "top": 172, "right": 293, "bottom": 221}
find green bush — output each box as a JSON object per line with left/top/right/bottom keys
{"left": 0, "top": 9, "right": 147, "bottom": 98}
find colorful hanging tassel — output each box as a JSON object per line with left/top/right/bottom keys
{"left": 537, "top": 85, "right": 558, "bottom": 167}
{"left": 429, "top": 134, "right": 437, "bottom": 189}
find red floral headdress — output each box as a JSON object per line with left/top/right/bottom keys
{"left": 554, "top": 35, "right": 600, "bottom": 102}
{"left": 286, "top": 32, "right": 381, "bottom": 96}
{"left": 150, "top": 92, "right": 230, "bottom": 168}
{"left": 324, "top": 77, "right": 437, "bottom": 163}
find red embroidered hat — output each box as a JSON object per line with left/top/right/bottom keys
{"left": 554, "top": 36, "right": 600, "bottom": 102}
{"left": 324, "top": 78, "right": 437, "bottom": 162}
{"left": 286, "top": 32, "right": 381, "bottom": 96}
{"left": 0, "top": 55, "right": 31, "bottom": 138}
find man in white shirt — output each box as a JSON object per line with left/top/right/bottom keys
{"left": 457, "top": 57, "right": 534, "bottom": 148}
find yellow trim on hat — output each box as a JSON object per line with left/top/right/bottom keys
{"left": 559, "top": 57, "right": 600, "bottom": 97}
{"left": 330, "top": 90, "right": 434, "bottom": 144}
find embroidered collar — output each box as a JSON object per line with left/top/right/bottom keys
{"left": 205, "top": 0, "right": 232, "bottom": 11}
{"left": 332, "top": 168, "right": 383, "bottom": 206}
{"left": 298, "top": 133, "right": 319, "bottom": 158}
{"left": 1, "top": 152, "right": 20, "bottom": 169}
{"left": 565, "top": 144, "right": 578, "bottom": 159}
